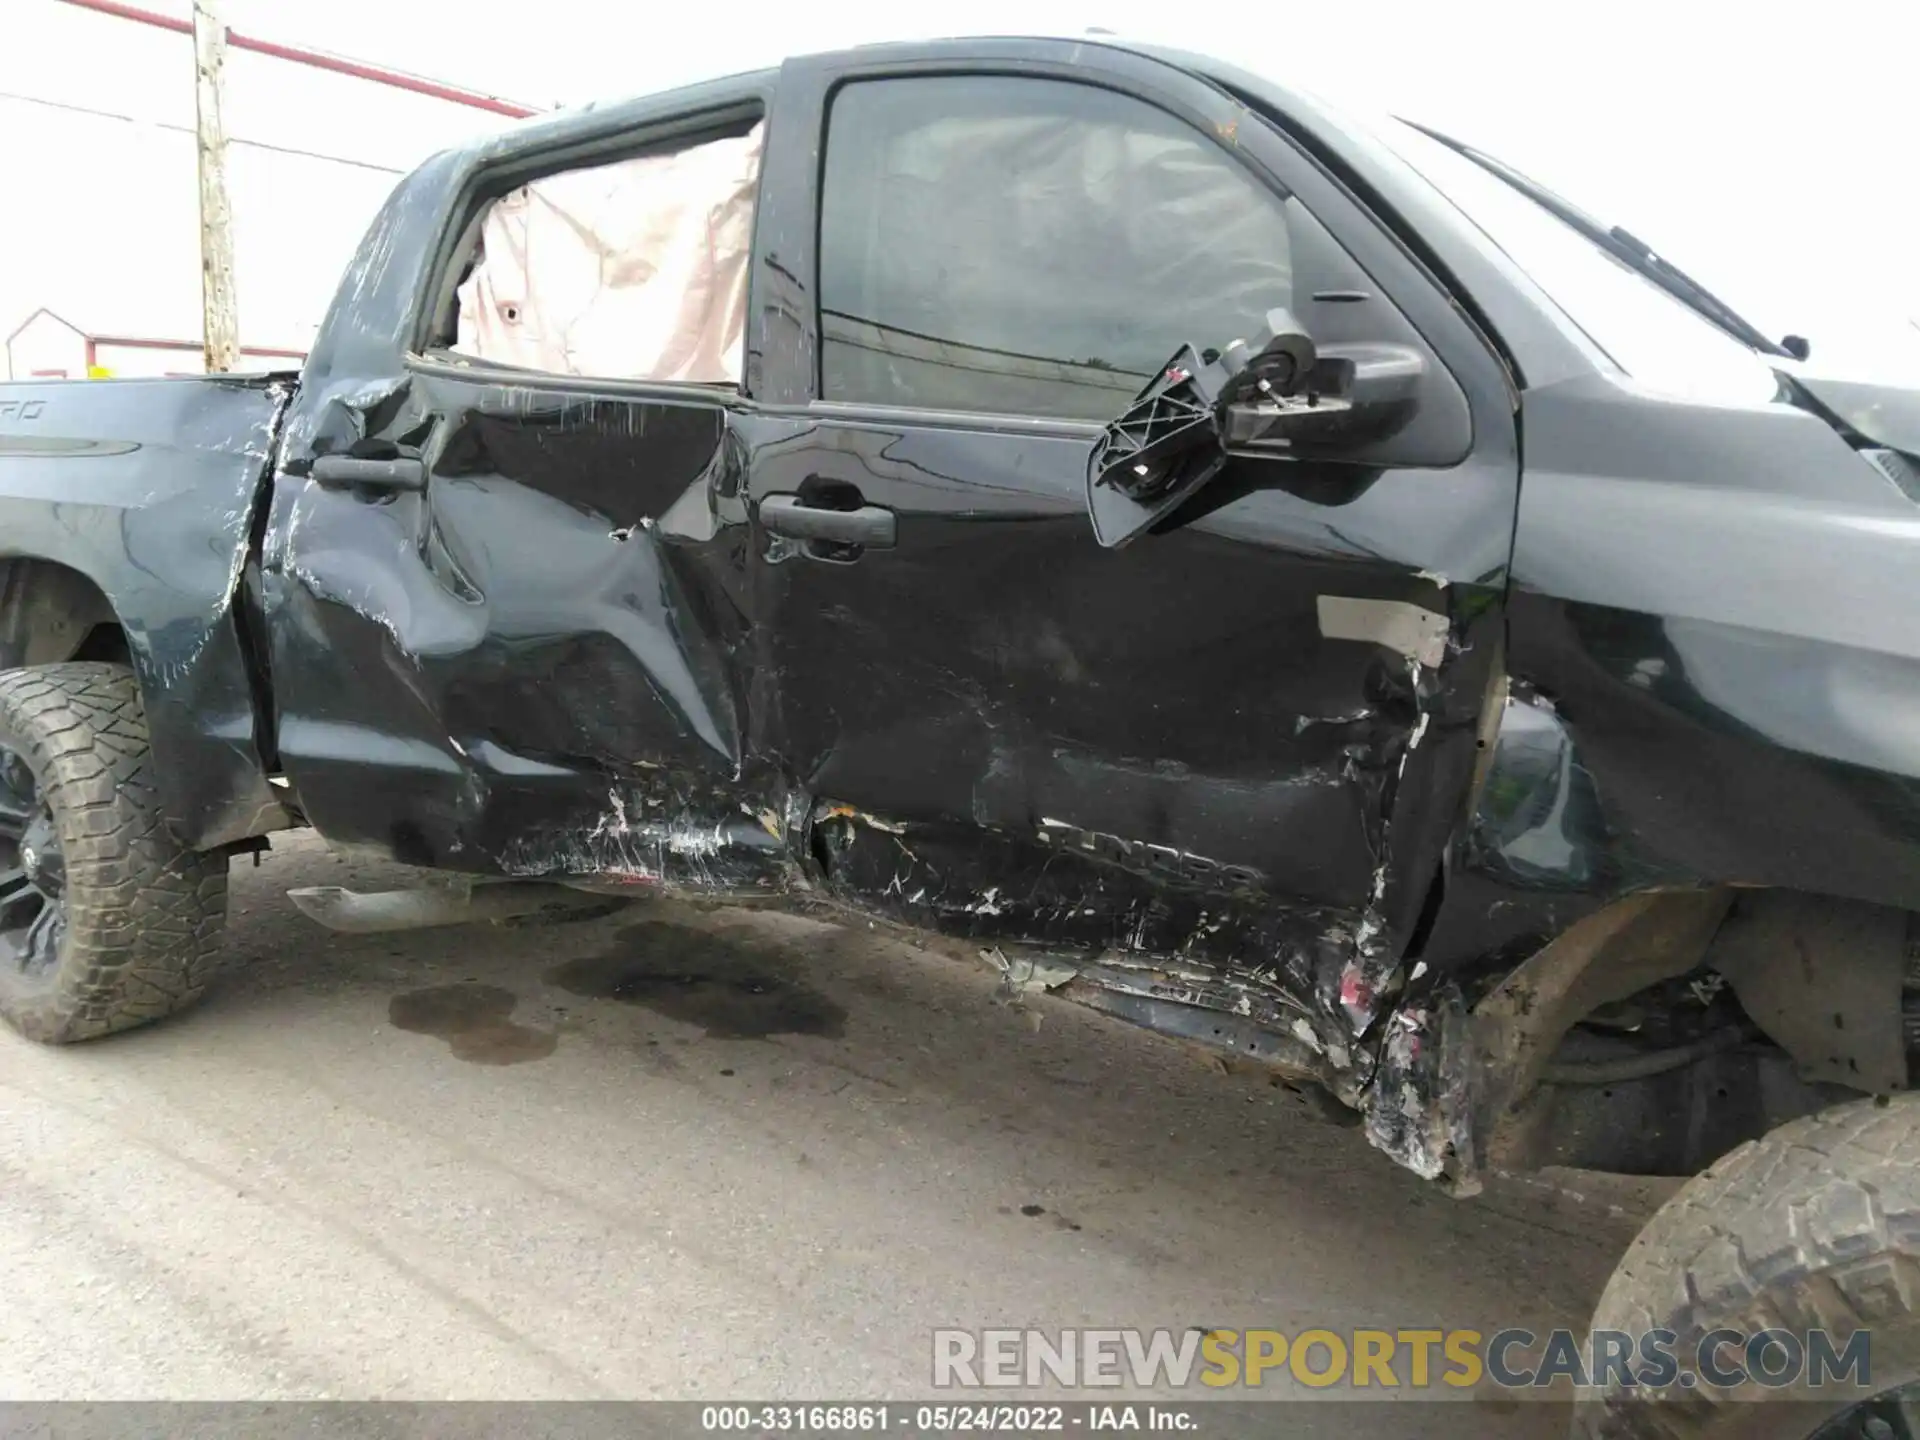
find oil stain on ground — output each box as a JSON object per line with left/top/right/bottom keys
{"left": 389, "top": 984, "right": 558, "bottom": 1065}
{"left": 546, "top": 920, "right": 847, "bottom": 1039}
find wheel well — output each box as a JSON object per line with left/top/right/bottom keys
{"left": 0, "top": 559, "right": 124, "bottom": 670}
{"left": 1471, "top": 887, "right": 1913, "bottom": 1176}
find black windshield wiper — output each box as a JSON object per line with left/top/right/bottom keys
{"left": 1401, "top": 121, "right": 1793, "bottom": 359}
{"left": 1601, "top": 224, "right": 1789, "bottom": 356}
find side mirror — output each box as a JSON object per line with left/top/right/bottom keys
{"left": 1085, "top": 309, "right": 1421, "bottom": 549}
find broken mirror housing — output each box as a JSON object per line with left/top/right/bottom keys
{"left": 1085, "top": 308, "right": 1352, "bottom": 549}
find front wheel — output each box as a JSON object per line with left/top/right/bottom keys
{"left": 1579, "top": 1092, "right": 1920, "bottom": 1439}
{"left": 0, "top": 663, "right": 228, "bottom": 1042}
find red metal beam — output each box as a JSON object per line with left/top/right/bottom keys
{"left": 229, "top": 34, "right": 538, "bottom": 117}
{"left": 50, "top": 0, "right": 189, "bottom": 35}
{"left": 53, "top": 0, "right": 541, "bottom": 118}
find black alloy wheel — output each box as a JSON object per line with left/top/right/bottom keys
{"left": 0, "top": 742, "right": 65, "bottom": 982}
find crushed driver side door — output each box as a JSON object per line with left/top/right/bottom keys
{"left": 743, "top": 45, "right": 1520, "bottom": 1083}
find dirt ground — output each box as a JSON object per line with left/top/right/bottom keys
{"left": 0, "top": 832, "right": 1671, "bottom": 1433}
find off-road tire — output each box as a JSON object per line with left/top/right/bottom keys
{"left": 1578, "top": 1092, "right": 1920, "bottom": 1439}
{"left": 0, "top": 663, "right": 228, "bottom": 1042}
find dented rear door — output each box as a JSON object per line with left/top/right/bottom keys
{"left": 267, "top": 371, "right": 784, "bottom": 889}
{"left": 261, "top": 93, "right": 791, "bottom": 893}
{"left": 746, "top": 46, "right": 1521, "bottom": 1045}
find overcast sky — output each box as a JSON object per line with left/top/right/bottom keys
{"left": 3, "top": 0, "right": 1915, "bottom": 373}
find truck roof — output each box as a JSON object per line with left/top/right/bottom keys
{"left": 441, "top": 34, "right": 1333, "bottom": 171}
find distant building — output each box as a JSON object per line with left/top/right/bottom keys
{"left": 1, "top": 2, "right": 531, "bottom": 378}
{"left": 5, "top": 308, "right": 306, "bottom": 380}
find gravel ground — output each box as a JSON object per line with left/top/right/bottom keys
{"left": 0, "top": 832, "right": 1671, "bottom": 1435}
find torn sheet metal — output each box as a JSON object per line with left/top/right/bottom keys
{"left": 1036, "top": 817, "right": 1264, "bottom": 892}
{"left": 983, "top": 946, "right": 1081, "bottom": 999}
{"left": 802, "top": 745, "right": 1508, "bottom": 1178}
{"left": 1361, "top": 985, "right": 1478, "bottom": 1190}
{"left": 498, "top": 782, "right": 798, "bottom": 897}
{"left": 806, "top": 802, "right": 1383, "bottom": 1100}
{"left": 968, "top": 937, "right": 1349, "bottom": 1089}
{"left": 1065, "top": 981, "right": 1333, "bottom": 1079}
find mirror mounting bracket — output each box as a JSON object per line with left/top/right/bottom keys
{"left": 1085, "top": 308, "right": 1351, "bottom": 549}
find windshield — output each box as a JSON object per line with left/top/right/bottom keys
{"left": 1372, "top": 119, "right": 1782, "bottom": 406}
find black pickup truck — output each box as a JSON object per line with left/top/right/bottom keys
{"left": 5, "top": 37, "right": 1920, "bottom": 1435}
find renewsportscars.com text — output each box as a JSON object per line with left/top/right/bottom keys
{"left": 932, "top": 1326, "right": 1873, "bottom": 1391}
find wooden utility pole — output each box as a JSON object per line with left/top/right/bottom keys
{"left": 192, "top": 0, "right": 239, "bottom": 374}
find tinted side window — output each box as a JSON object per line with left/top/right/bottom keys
{"left": 818, "top": 76, "right": 1293, "bottom": 421}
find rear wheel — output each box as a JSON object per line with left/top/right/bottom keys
{"left": 0, "top": 663, "right": 228, "bottom": 1042}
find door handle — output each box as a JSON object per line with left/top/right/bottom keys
{"left": 759, "top": 494, "right": 896, "bottom": 548}
{"left": 310, "top": 455, "right": 426, "bottom": 492}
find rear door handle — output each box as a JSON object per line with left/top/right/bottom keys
{"left": 310, "top": 455, "right": 426, "bottom": 492}
{"left": 759, "top": 494, "right": 896, "bottom": 548}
